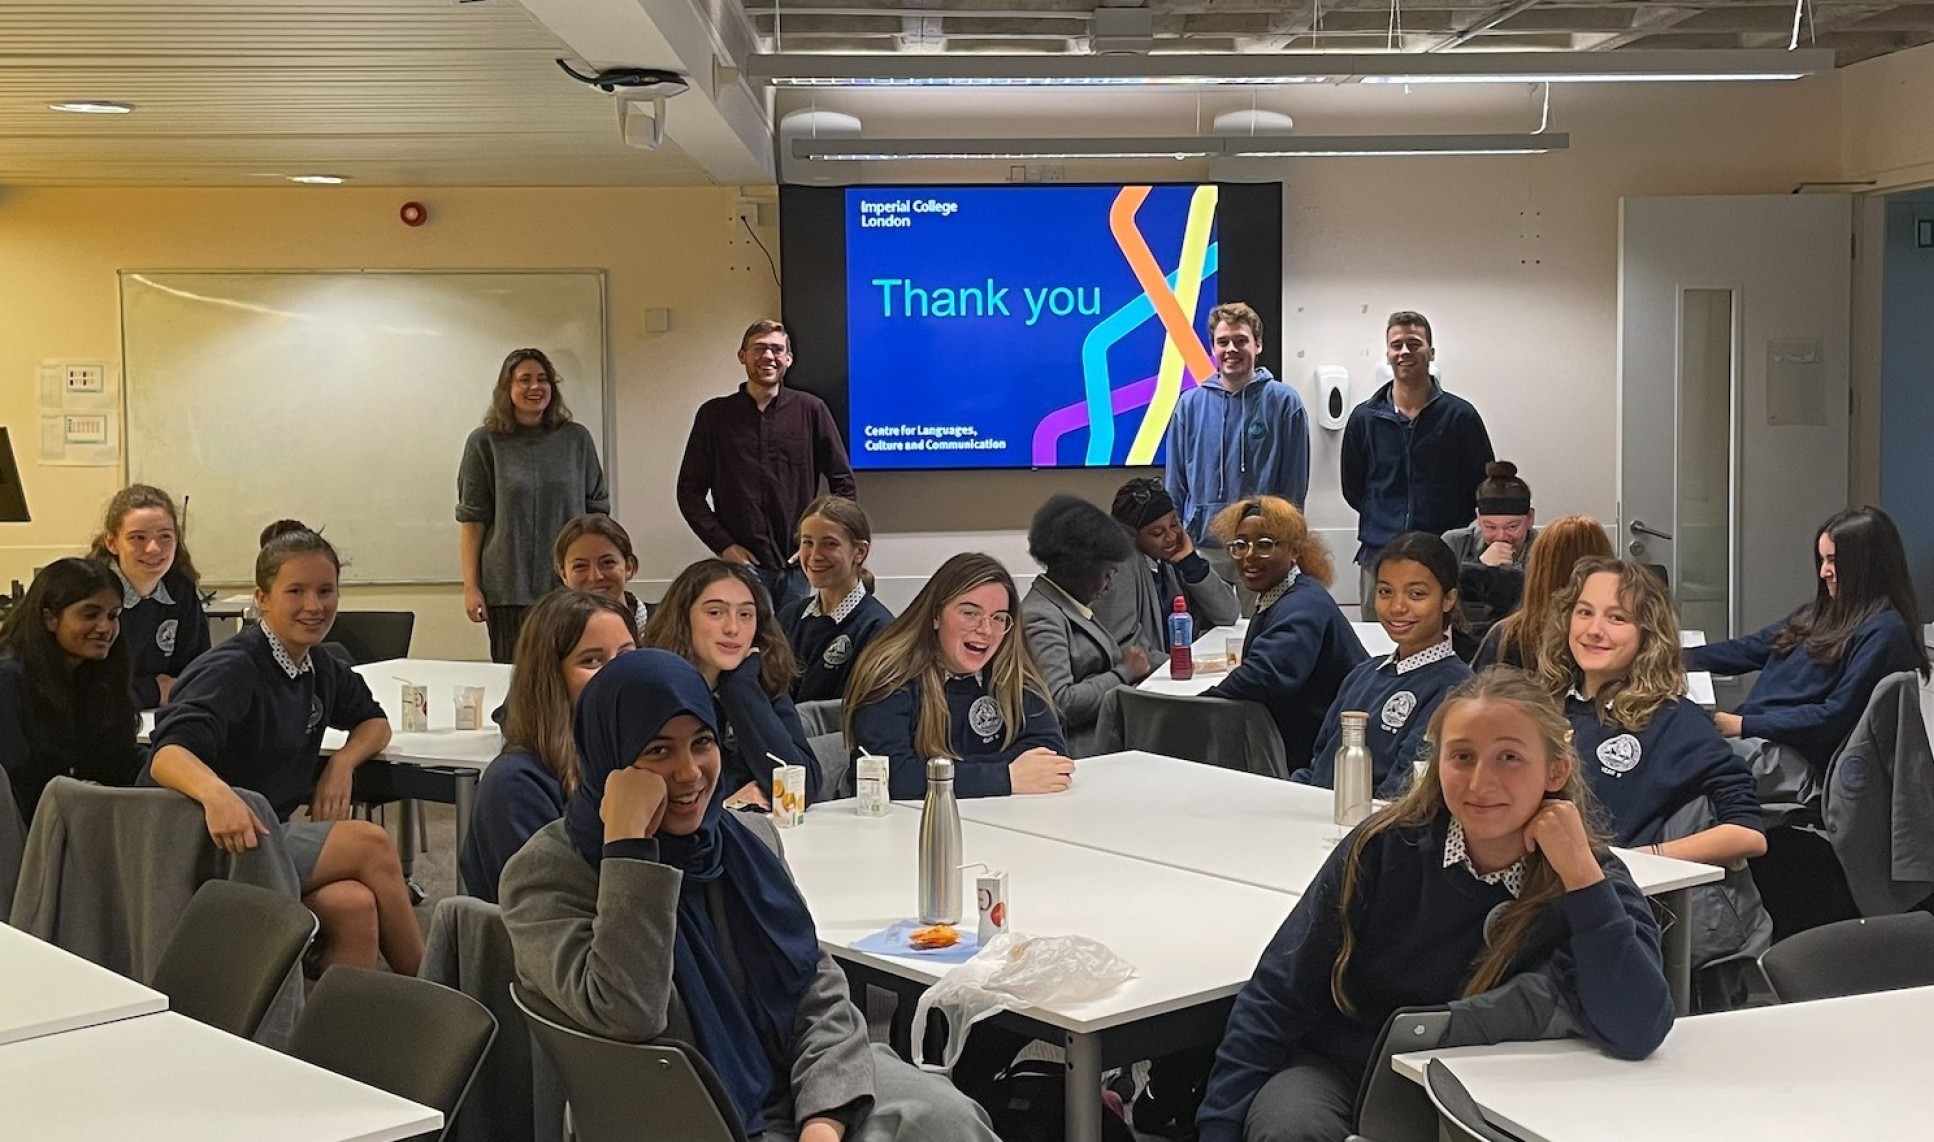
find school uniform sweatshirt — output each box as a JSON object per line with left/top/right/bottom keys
{"left": 1685, "top": 609, "right": 1923, "bottom": 772}
{"left": 1341, "top": 381, "right": 1493, "bottom": 565}
{"left": 1206, "top": 575, "right": 1368, "bottom": 772}
{"left": 458, "top": 747, "right": 565, "bottom": 905}
{"left": 147, "top": 624, "right": 386, "bottom": 820}
{"left": 1163, "top": 369, "right": 1311, "bottom": 542}
{"left": 851, "top": 674, "right": 1066, "bottom": 800}
{"left": 1567, "top": 693, "right": 1762, "bottom": 846}
{"left": 713, "top": 659, "right": 820, "bottom": 804}
{"left": 109, "top": 564, "right": 212, "bottom": 709}
{"left": 780, "top": 591, "right": 895, "bottom": 704}
{"left": 1196, "top": 816, "right": 1671, "bottom": 1142}
{"left": 1293, "top": 642, "right": 1471, "bottom": 797}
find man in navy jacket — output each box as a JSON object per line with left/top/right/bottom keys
{"left": 1341, "top": 311, "right": 1494, "bottom": 620}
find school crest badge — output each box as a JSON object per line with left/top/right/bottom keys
{"left": 823, "top": 635, "right": 852, "bottom": 668}
{"left": 1380, "top": 691, "right": 1417, "bottom": 732}
{"left": 307, "top": 696, "right": 325, "bottom": 734}
{"left": 156, "top": 618, "right": 178, "bottom": 655}
{"left": 968, "top": 695, "right": 1004, "bottom": 741}
{"left": 1597, "top": 734, "right": 1642, "bottom": 776}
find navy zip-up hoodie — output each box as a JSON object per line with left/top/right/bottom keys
{"left": 1340, "top": 381, "right": 1493, "bottom": 564}
{"left": 1164, "top": 368, "right": 1312, "bottom": 542}
{"left": 1686, "top": 609, "right": 1923, "bottom": 772}
{"left": 1196, "top": 815, "right": 1671, "bottom": 1142}
{"left": 1206, "top": 575, "right": 1367, "bottom": 771}
{"left": 1567, "top": 693, "right": 1762, "bottom": 846}
{"left": 851, "top": 673, "right": 1065, "bottom": 800}
{"left": 1294, "top": 647, "right": 1471, "bottom": 796}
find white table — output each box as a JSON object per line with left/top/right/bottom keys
{"left": 0, "top": 1010, "right": 442, "bottom": 1141}
{"left": 938, "top": 752, "right": 1722, "bottom": 1013}
{"left": 0, "top": 922, "right": 168, "bottom": 1046}
{"left": 782, "top": 803, "right": 1293, "bottom": 1142}
{"left": 1390, "top": 986, "right": 1934, "bottom": 1142}
{"left": 143, "top": 657, "right": 510, "bottom": 890}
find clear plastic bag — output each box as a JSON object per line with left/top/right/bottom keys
{"left": 912, "top": 932, "right": 1137, "bottom": 1070}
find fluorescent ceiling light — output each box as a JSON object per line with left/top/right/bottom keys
{"left": 749, "top": 49, "right": 1832, "bottom": 88}
{"left": 287, "top": 174, "right": 349, "bottom": 185}
{"left": 792, "top": 133, "right": 1566, "bottom": 161}
{"left": 49, "top": 101, "right": 133, "bottom": 114}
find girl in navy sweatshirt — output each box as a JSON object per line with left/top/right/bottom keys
{"left": 1204, "top": 496, "right": 1367, "bottom": 771}
{"left": 780, "top": 495, "right": 894, "bottom": 704}
{"left": 87, "top": 484, "right": 210, "bottom": 708}
{"left": 845, "top": 552, "right": 1069, "bottom": 800}
{"left": 643, "top": 559, "right": 820, "bottom": 806}
{"left": 460, "top": 589, "right": 637, "bottom": 903}
{"left": 1295, "top": 532, "right": 1472, "bottom": 796}
{"left": 0, "top": 558, "right": 143, "bottom": 820}
{"left": 149, "top": 521, "right": 422, "bottom": 976}
{"left": 1198, "top": 669, "right": 1672, "bottom": 1142}
{"left": 553, "top": 513, "right": 651, "bottom": 637}
{"left": 1686, "top": 507, "right": 1928, "bottom": 776}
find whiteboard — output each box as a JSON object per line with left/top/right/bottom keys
{"left": 121, "top": 271, "right": 607, "bottom": 585}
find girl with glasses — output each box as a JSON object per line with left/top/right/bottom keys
{"left": 844, "top": 553, "right": 1070, "bottom": 799}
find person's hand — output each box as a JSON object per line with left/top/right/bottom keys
{"left": 155, "top": 674, "right": 176, "bottom": 705}
{"left": 724, "top": 781, "right": 770, "bottom": 810}
{"left": 1479, "top": 541, "right": 1515, "bottom": 568}
{"left": 203, "top": 787, "right": 272, "bottom": 854}
{"left": 1523, "top": 799, "right": 1604, "bottom": 891}
{"left": 1009, "top": 748, "right": 1075, "bottom": 795}
{"left": 463, "top": 586, "right": 488, "bottom": 624}
{"left": 1168, "top": 530, "right": 1197, "bottom": 563}
{"left": 721, "top": 544, "right": 758, "bottom": 567}
{"left": 1121, "top": 643, "right": 1153, "bottom": 681}
{"left": 1712, "top": 711, "right": 1743, "bottom": 738}
{"left": 603, "top": 767, "right": 670, "bottom": 842}
{"left": 800, "top": 1119, "right": 845, "bottom": 1142}
{"left": 309, "top": 759, "right": 355, "bottom": 822}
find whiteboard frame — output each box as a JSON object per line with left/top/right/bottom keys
{"left": 117, "top": 268, "right": 613, "bottom": 587}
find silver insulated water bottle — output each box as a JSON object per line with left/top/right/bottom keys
{"left": 1334, "top": 711, "right": 1374, "bottom": 827}
{"left": 918, "top": 758, "right": 963, "bottom": 924}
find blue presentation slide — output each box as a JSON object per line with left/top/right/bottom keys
{"left": 844, "top": 184, "right": 1222, "bottom": 470}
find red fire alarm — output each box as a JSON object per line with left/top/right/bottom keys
{"left": 399, "top": 201, "right": 428, "bottom": 227}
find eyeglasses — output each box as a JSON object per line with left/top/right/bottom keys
{"left": 746, "top": 344, "right": 788, "bottom": 358}
{"left": 950, "top": 604, "right": 1014, "bottom": 634}
{"left": 1225, "top": 537, "right": 1281, "bottom": 559}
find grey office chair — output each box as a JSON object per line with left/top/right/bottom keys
{"left": 808, "top": 733, "right": 853, "bottom": 800}
{"left": 151, "top": 880, "right": 317, "bottom": 1039}
{"left": 1423, "top": 1059, "right": 1518, "bottom": 1142}
{"left": 1101, "top": 687, "right": 1290, "bottom": 779}
{"left": 1346, "top": 1008, "right": 1453, "bottom": 1142}
{"left": 291, "top": 967, "right": 498, "bottom": 1142}
{"left": 511, "top": 983, "right": 749, "bottom": 1142}
{"left": 327, "top": 610, "right": 416, "bottom": 664}
{"left": 1758, "top": 912, "right": 1934, "bottom": 1003}
{"left": 794, "top": 699, "right": 843, "bottom": 738}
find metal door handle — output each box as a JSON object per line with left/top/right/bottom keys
{"left": 1629, "top": 520, "right": 1673, "bottom": 542}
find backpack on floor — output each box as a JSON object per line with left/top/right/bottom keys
{"left": 982, "top": 1060, "right": 1137, "bottom": 1142}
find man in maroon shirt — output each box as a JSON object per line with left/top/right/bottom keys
{"left": 676, "top": 320, "right": 858, "bottom": 609}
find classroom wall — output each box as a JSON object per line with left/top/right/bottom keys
{"left": 0, "top": 76, "right": 1848, "bottom": 660}
{"left": 1842, "top": 39, "right": 1934, "bottom": 193}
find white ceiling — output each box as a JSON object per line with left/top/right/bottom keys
{"left": 0, "top": 0, "right": 715, "bottom": 186}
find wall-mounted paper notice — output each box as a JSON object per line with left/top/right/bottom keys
{"left": 35, "top": 358, "right": 121, "bottom": 465}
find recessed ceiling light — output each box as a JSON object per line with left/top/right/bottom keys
{"left": 49, "top": 101, "right": 133, "bottom": 114}
{"left": 288, "top": 174, "right": 348, "bottom": 185}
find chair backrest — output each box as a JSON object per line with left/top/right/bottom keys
{"left": 151, "top": 879, "right": 317, "bottom": 1039}
{"left": 511, "top": 984, "right": 749, "bottom": 1142}
{"left": 1114, "top": 688, "right": 1290, "bottom": 779}
{"left": 290, "top": 966, "right": 497, "bottom": 1142}
{"left": 0, "top": 762, "right": 25, "bottom": 919}
{"left": 1758, "top": 912, "right": 1934, "bottom": 1003}
{"left": 327, "top": 610, "right": 416, "bottom": 664}
{"left": 794, "top": 698, "right": 843, "bottom": 738}
{"left": 808, "top": 733, "right": 853, "bottom": 800}
{"left": 1423, "top": 1059, "right": 1516, "bottom": 1142}
{"left": 1353, "top": 1008, "right": 1452, "bottom": 1142}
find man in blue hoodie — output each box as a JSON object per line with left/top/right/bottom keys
{"left": 1342, "top": 310, "right": 1494, "bottom": 619}
{"left": 1162, "top": 302, "right": 1311, "bottom": 584}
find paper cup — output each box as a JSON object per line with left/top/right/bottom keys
{"left": 454, "top": 686, "right": 486, "bottom": 731}
{"left": 399, "top": 684, "right": 428, "bottom": 733}
{"left": 771, "top": 764, "right": 807, "bottom": 828}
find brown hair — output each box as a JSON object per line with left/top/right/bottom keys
{"left": 1206, "top": 302, "right": 1263, "bottom": 340}
{"left": 1330, "top": 668, "right": 1611, "bottom": 1012}
{"left": 89, "top": 484, "right": 201, "bottom": 590}
{"left": 1489, "top": 515, "right": 1614, "bottom": 669}
{"left": 843, "top": 553, "right": 1053, "bottom": 758}
{"left": 254, "top": 519, "right": 340, "bottom": 592}
{"left": 502, "top": 589, "right": 638, "bottom": 797}
{"left": 798, "top": 494, "right": 876, "bottom": 593}
{"left": 1475, "top": 460, "right": 1532, "bottom": 512}
{"left": 1207, "top": 495, "right": 1336, "bottom": 588}
{"left": 642, "top": 559, "right": 799, "bottom": 697}
{"left": 482, "top": 348, "right": 575, "bottom": 435}
{"left": 739, "top": 319, "right": 790, "bottom": 353}
{"left": 1537, "top": 557, "right": 1686, "bottom": 732}
{"left": 1387, "top": 310, "right": 1434, "bottom": 344}
{"left": 552, "top": 514, "right": 638, "bottom": 575}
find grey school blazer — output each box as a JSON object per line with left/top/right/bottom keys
{"left": 1093, "top": 552, "right": 1240, "bottom": 661}
{"left": 497, "top": 816, "right": 875, "bottom": 1129}
{"left": 1023, "top": 579, "right": 1133, "bottom": 757}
